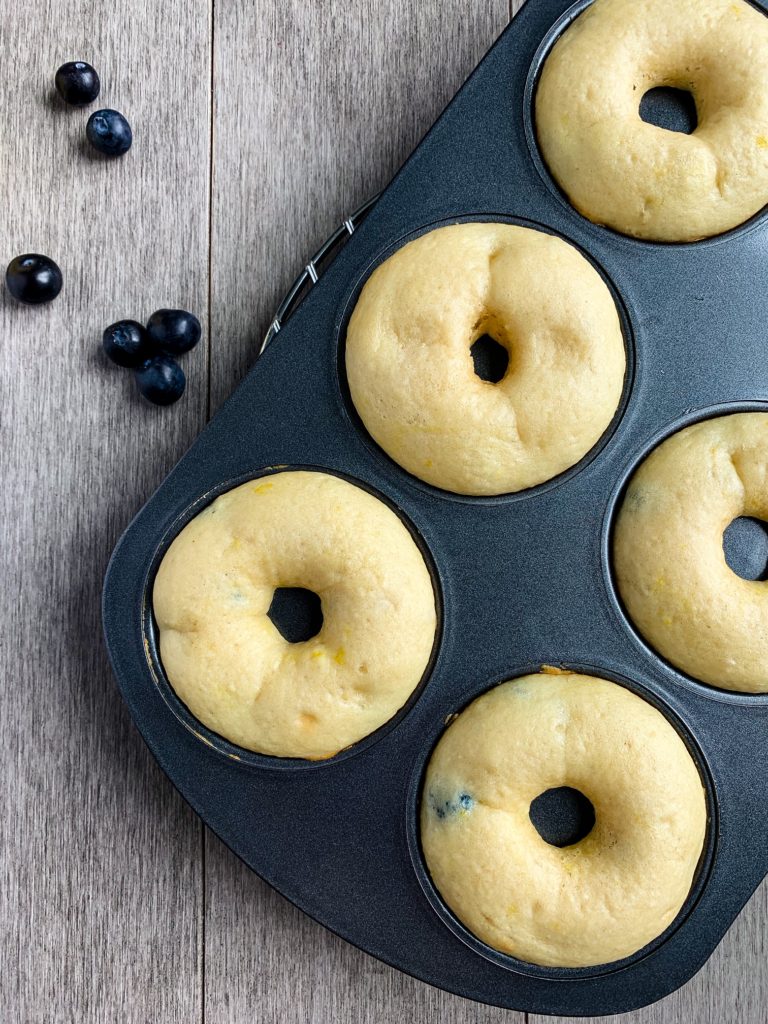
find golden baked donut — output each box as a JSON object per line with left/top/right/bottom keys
{"left": 345, "top": 223, "right": 625, "bottom": 495}
{"left": 153, "top": 470, "right": 437, "bottom": 759}
{"left": 420, "top": 672, "right": 707, "bottom": 968}
{"left": 535, "top": 0, "right": 768, "bottom": 242}
{"left": 613, "top": 412, "right": 768, "bottom": 692}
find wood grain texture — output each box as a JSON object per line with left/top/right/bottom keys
{"left": 4, "top": 0, "right": 768, "bottom": 1019}
{"left": 0, "top": 1, "right": 211, "bottom": 1021}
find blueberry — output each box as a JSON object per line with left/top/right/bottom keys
{"left": 86, "top": 109, "right": 132, "bottom": 157}
{"left": 146, "top": 308, "right": 202, "bottom": 354}
{"left": 135, "top": 355, "right": 186, "bottom": 406}
{"left": 102, "top": 319, "right": 150, "bottom": 368}
{"left": 55, "top": 61, "right": 100, "bottom": 106}
{"left": 5, "top": 254, "right": 63, "bottom": 304}
{"left": 428, "top": 790, "right": 474, "bottom": 820}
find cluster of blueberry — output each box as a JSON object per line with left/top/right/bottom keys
{"left": 5, "top": 60, "right": 201, "bottom": 407}
{"left": 103, "top": 310, "right": 202, "bottom": 406}
{"left": 55, "top": 60, "right": 132, "bottom": 157}
{"left": 5, "top": 61, "right": 131, "bottom": 307}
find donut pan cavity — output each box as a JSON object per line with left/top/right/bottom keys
{"left": 102, "top": 0, "right": 768, "bottom": 1014}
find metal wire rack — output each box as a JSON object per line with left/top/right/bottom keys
{"left": 259, "top": 193, "right": 380, "bottom": 355}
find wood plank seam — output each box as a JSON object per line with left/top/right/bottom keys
{"left": 204, "top": 2, "right": 217, "bottom": 1023}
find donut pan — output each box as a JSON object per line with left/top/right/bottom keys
{"left": 102, "top": 0, "right": 768, "bottom": 1015}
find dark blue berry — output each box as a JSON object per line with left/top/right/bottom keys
{"left": 135, "top": 355, "right": 186, "bottom": 406}
{"left": 102, "top": 320, "right": 150, "bottom": 368}
{"left": 5, "top": 254, "right": 63, "bottom": 304}
{"left": 146, "top": 308, "right": 202, "bottom": 354}
{"left": 55, "top": 61, "right": 100, "bottom": 106}
{"left": 86, "top": 109, "right": 132, "bottom": 157}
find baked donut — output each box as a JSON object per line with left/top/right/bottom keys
{"left": 614, "top": 412, "right": 768, "bottom": 692}
{"left": 535, "top": 0, "right": 768, "bottom": 242}
{"left": 345, "top": 223, "right": 625, "bottom": 495}
{"left": 420, "top": 671, "right": 707, "bottom": 968}
{"left": 153, "top": 470, "right": 437, "bottom": 758}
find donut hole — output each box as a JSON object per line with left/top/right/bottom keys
{"left": 470, "top": 333, "right": 509, "bottom": 384}
{"left": 529, "top": 786, "right": 595, "bottom": 848}
{"left": 639, "top": 87, "right": 698, "bottom": 135}
{"left": 268, "top": 587, "right": 324, "bottom": 642}
{"left": 723, "top": 516, "right": 768, "bottom": 582}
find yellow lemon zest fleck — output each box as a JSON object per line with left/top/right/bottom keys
{"left": 757, "top": 136, "right": 768, "bottom": 149}
{"left": 253, "top": 482, "right": 274, "bottom": 494}
{"left": 333, "top": 648, "right": 345, "bottom": 665}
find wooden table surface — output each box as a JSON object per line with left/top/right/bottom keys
{"left": 3, "top": 1, "right": 766, "bottom": 1021}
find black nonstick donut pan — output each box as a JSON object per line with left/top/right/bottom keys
{"left": 102, "top": 0, "right": 768, "bottom": 1015}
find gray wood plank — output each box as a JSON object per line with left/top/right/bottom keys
{"left": 207, "top": 0, "right": 767, "bottom": 1022}
{"left": 205, "top": 1, "right": 518, "bottom": 1022}
{"left": 516, "top": 0, "right": 768, "bottom": 1016}
{"left": 0, "top": 2, "right": 211, "bottom": 1021}
{"left": 208, "top": 0, "right": 514, "bottom": 413}
{"left": 514, "top": 0, "right": 768, "bottom": 1015}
